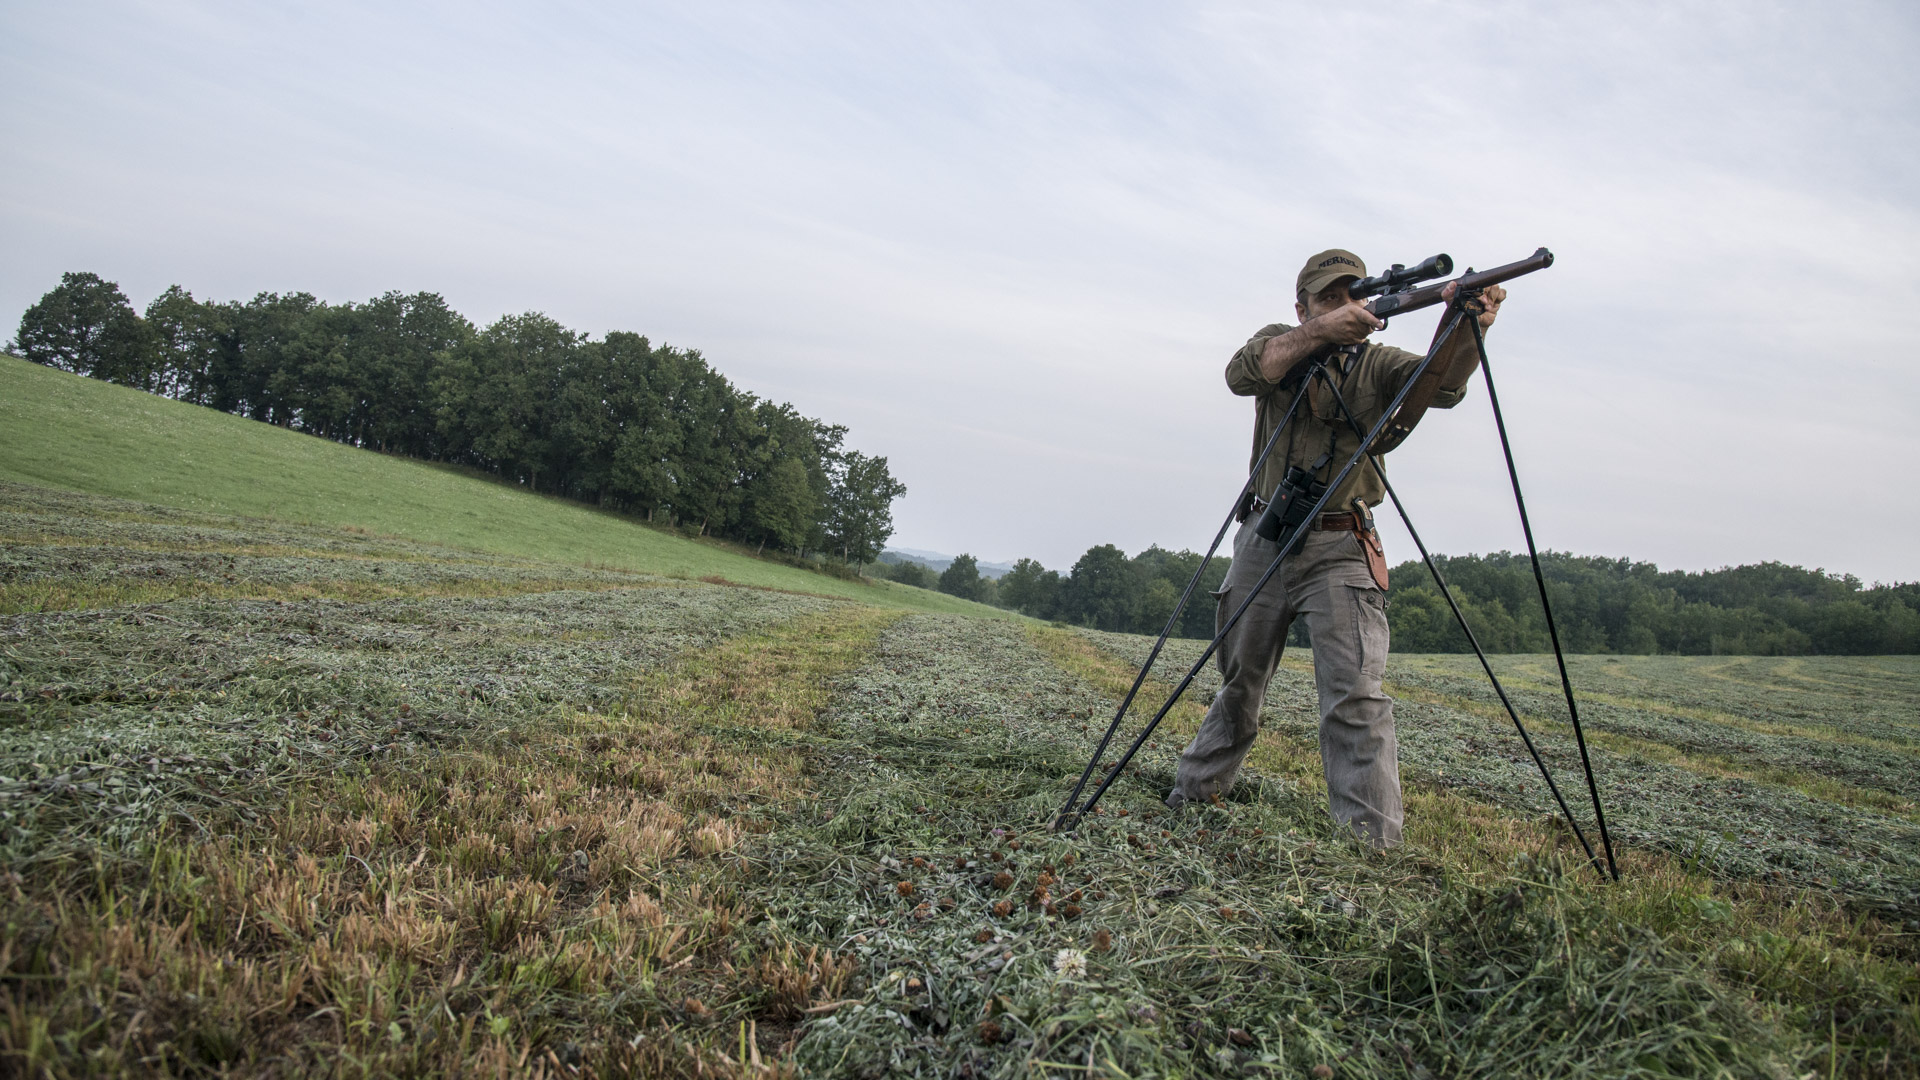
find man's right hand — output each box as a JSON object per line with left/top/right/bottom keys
{"left": 1254, "top": 299, "right": 1385, "bottom": 383}
{"left": 1312, "top": 302, "right": 1385, "bottom": 346}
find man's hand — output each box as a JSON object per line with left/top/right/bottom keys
{"left": 1255, "top": 290, "right": 1390, "bottom": 383}
{"left": 1256, "top": 301, "right": 1385, "bottom": 382}
{"left": 1430, "top": 280, "right": 1507, "bottom": 392}
{"left": 1312, "top": 302, "right": 1386, "bottom": 345}
{"left": 1441, "top": 280, "right": 1506, "bottom": 332}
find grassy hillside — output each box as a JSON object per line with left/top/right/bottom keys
{"left": 0, "top": 354, "right": 1001, "bottom": 616}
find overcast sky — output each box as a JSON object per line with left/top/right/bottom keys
{"left": 5, "top": 1, "right": 1917, "bottom": 583}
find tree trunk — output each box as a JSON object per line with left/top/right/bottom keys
{"left": 756, "top": 538, "right": 766, "bottom": 556}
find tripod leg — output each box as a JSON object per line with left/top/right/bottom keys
{"left": 1054, "top": 375, "right": 1316, "bottom": 829}
{"left": 1469, "top": 316, "right": 1619, "bottom": 880}
{"left": 1379, "top": 475, "right": 1605, "bottom": 873}
{"left": 1167, "top": 533, "right": 1294, "bottom": 809}
{"left": 1311, "top": 363, "right": 1608, "bottom": 877}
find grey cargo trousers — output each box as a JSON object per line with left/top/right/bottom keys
{"left": 1170, "top": 520, "right": 1401, "bottom": 847}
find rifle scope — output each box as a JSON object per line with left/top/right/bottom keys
{"left": 1347, "top": 253, "right": 1454, "bottom": 299}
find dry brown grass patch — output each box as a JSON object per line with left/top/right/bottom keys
{"left": 1, "top": 606, "right": 897, "bottom": 1078}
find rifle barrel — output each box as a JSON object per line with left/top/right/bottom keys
{"left": 1367, "top": 248, "right": 1554, "bottom": 321}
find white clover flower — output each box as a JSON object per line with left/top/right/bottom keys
{"left": 1053, "top": 948, "right": 1088, "bottom": 979}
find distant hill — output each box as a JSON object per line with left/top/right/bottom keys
{"left": 881, "top": 547, "right": 1018, "bottom": 579}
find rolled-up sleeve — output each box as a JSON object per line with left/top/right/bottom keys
{"left": 1224, "top": 322, "right": 1293, "bottom": 397}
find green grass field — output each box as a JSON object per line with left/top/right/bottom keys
{"left": 0, "top": 355, "right": 1000, "bottom": 617}
{"left": 3, "top": 358, "right": 1917, "bottom": 1077}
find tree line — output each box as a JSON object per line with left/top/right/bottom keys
{"left": 12, "top": 272, "right": 907, "bottom": 564}
{"left": 886, "top": 542, "right": 1917, "bottom": 655}
{"left": 877, "top": 545, "right": 1228, "bottom": 640}
{"left": 1387, "top": 552, "right": 1920, "bottom": 655}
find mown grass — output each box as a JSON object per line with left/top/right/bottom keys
{"left": 1, "top": 574, "right": 678, "bottom": 615}
{"left": 15, "top": 590, "right": 1914, "bottom": 1076}
{"left": 1030, "top": 626, "right": 1919, "bottom": 1078}
{"left": 1399, "top": 652, "right": 1920, "bottom": 758}
{"left": 0, "top": 356, "right": 1003, "bottom": 617}
{"left": 707, "top": 616, "right": 1912, "bottom": 1078}
{"left": 1080, "top": 629, "right": 1920, "bottom": 916}
{"left": 6, "top": 448, "right": 1919, "bottom": 1076}
{"left": 1378, "top": 681, "right": 1920, "bottom": 824}
{"left": 5, "top": 603, "right": 900, "bottom": 1076}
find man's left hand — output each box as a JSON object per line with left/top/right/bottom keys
{"left": 1441, "top": 281, "right": 1506, "bottom": 331}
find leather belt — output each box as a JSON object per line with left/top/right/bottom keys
{"left": 1236, "top": 497, "right": 1375, "bottom": 534}
{"left": 1313, "top": 510, "right": 1372, "bottom": 532}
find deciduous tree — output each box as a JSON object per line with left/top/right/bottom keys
{"left": 999, "top": 557, "right": 1062, "bottom": 619}
{"left": 939, "top": 554, "right": 983, "bottom": 600}
{"left": 827, "top": 452, "right": 907, "bottom": 568}
{"left": 1062, "top": 544, "right": 1135, "bottom": 631}
{"left": 15, "top": 272, "right": 153, "bottom": 386}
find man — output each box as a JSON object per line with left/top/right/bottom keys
{"left": 1166, "top": 248, "right": 1505, "bottom": 847}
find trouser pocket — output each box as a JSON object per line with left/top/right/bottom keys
{"left": 1348, "top": 585, "right": 1389, "bottom": 681}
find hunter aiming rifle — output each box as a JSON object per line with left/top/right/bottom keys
{"left": 1054, "top": 247, "right": 1619, "bottom": 882}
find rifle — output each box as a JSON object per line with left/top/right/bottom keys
{"left": 1345, "top": 248, "right": 1552, "bottom": 319}
{"left": 1347, "top": 247, "right": 1555, "bottom": 453}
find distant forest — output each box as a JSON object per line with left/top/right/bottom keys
{"left": 12, "top": 272, "right": 906, "bottom": 564}
{"left": 893, "top": 548, "right": 1919, "bottom": 656}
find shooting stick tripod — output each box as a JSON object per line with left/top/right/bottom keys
{"left": 1053, "top": 277, "right": 1619, "bottom": 883}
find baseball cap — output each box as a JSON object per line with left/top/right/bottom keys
{"left": 1295, "top": 249, "right": 1367, "bottom": 297}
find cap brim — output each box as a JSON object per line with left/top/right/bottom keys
{"left": 1298, "top": 270, "right": 1360, "bottom": 297}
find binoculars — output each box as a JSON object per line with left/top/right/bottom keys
{"left": 1252, "top": 465, "right": 1330, "bottom": 545}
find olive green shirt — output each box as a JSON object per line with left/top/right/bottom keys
{"left": 1226, "top": 323, "right": 1471, "bottom": 514}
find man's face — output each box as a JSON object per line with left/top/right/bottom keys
{"left": 1296, "top": 277, "right": 1362, "bottom": 323}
